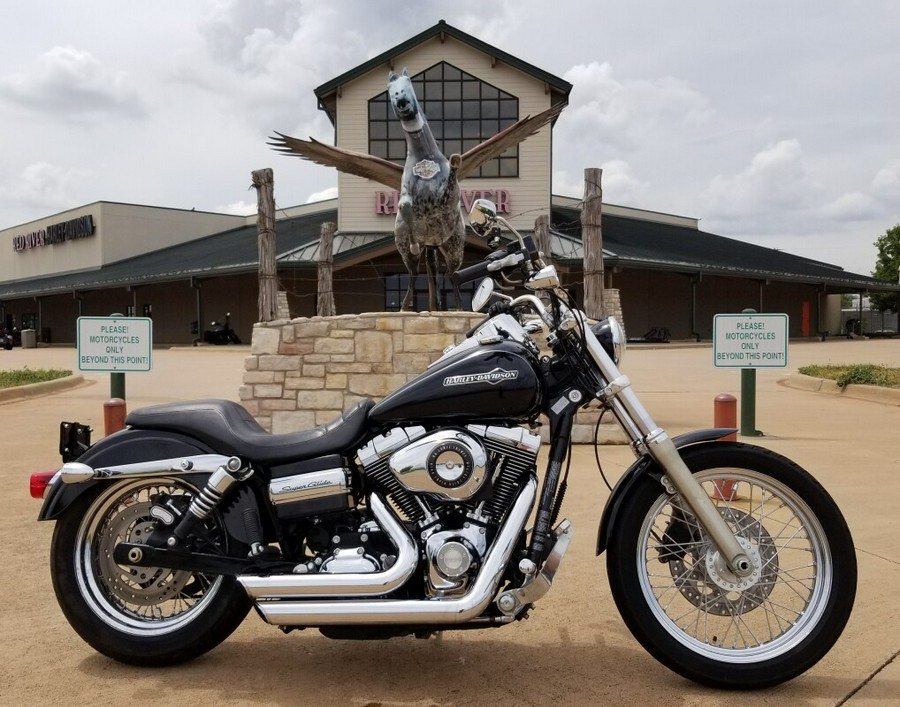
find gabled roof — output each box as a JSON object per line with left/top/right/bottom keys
{"left": 314, "top": 19, "right": 572, "bottom": 124}
{"left": 551, "top": 204, "right": 899, "bottom": 292}
{"left": 3, "top": 203, "right": 896, "bottom": 301}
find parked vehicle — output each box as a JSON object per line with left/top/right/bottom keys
{"left": 192, "top": 313, "right": 241, "bottom": 345}
{"left": 0, "top": 326, "right": 15, "bottom": 350}
{"left": 31, "top": 199, "right": 856, "bottom": 689}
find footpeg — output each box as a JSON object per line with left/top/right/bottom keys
{"left": 496, "top": 519, "right": 573, "bottom": 617}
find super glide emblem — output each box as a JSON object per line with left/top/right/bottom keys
{"left": 443, "top": 368, "right": 519, "bottom": 387}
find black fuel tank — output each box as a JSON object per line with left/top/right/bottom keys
{"left": 369, "top": 339, "right": 543, "bottom": 425}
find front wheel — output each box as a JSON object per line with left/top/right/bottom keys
{"left": 50, "top": 477, "right": 252, "bottom": 665}
{"left": 606, "top": 442, "right": 856, "bottom": 689}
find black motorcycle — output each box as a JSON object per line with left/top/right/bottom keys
{"left": 192, "top": 312, "right": 241, "bottom": 345}
{"left": 31, "top": 199, "right": 855, "bottom": 689}
{"left": 0, "top": 326, "right": 13, "bottom": 350}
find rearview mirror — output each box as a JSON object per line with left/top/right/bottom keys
{"left": 469, "top": 199, "right": 498, "bottom": 238}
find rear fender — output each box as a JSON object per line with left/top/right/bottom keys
{"left": 38, "top": 428, "right": 216, "bottom": 521}
{"left": 595, "top": 428, "right": 736, "bottom": 555}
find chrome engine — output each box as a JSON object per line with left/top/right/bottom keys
{"left": 388, "top": 429, "right": 488, "bottom": 501}
{"left": 357, "top": 424, "right": 541, "bottom": 596}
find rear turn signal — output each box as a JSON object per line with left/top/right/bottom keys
{"left": 30, "top": 471, "right": 57, "bottom": 499}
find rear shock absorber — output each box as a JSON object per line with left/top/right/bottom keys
{"left": 169, "top": 457, "right": 252, "bottom": 546}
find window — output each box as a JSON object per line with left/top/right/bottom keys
{"left": 369, "top": 62, "right": 520, "bottom": 178}
{"left": 385, "top": 273, "right": 475, "bottom": 312}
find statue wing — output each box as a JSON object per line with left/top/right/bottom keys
{"left": 456, "top": 102, "right": 566, "bottom": 180}
{"left": 269, "top": 133, "right": 404, "bottom": 191}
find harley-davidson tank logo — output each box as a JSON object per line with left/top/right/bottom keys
{"left": 443, "top": 367, "right": 519, "bottom": 387}
{"left": 413, "top": 159, "right": 440, "bottom": 179}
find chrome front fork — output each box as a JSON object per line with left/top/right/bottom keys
{"left": 584, "top": 328, "right": 753, "bottom": 577}
{"left": 643, "top": 426, "right": 752, "bottom": 576}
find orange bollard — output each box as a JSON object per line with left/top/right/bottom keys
{"left": 104, "top": 398, "right": 127, "bottom": 436}
{"left": 712, "top": 393, "right": 738, "bottom": 500}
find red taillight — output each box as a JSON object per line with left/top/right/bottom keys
{"left": 30, "top": 471, "right": 57, "bottom": 499}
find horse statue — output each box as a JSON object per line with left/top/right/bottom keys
{"left": 387, "top": 68, "right": 464, "bottom": 310}
{"left": 270, "top": 68, "right": 565, "bottom": 311}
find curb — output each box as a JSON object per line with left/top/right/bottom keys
{"left": 785, "top": 373, "right": 900, "bottom": 406}
{"left": 0, "top": 374, "right": 87, "bottom": 403}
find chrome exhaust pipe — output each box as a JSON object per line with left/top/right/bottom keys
{"left": 254, "top": 475, "right": 537, "bottom": 626}
{"left": 237, "top": 493, "right": 417, "bottom": 599}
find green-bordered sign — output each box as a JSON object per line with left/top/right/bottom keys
{"left": 77, "top": 317, "right": 152, "bottom": 372}
{"left": 713, "top": 313, "right": 788, "bottom": 368}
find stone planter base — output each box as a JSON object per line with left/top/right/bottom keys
{"left": 242, "top": 312, "right": 627, "bottom": 443}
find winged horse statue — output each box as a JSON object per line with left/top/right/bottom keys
{"left": 270, "top": 68, "right": 564, "bottom": 311}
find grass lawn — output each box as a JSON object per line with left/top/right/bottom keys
{"left": 0, "top": 368, "right": 73, "bottom": 389}
{"left": 798, "top": 363, "right": 900, "bottom": 388}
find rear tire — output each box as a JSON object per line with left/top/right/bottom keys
{"left": 606, "top": 443, "right": 856, "bottom": 689}
{"left": 50, "top": 477, "right": 252, "bottom": 666}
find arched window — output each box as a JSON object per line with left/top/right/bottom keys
{"left": 369, "top": 62, "right": 520, "bottom": 178}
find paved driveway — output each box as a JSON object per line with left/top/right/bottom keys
{"left": 1, "top": 340, "right": 897, "bottom": 705}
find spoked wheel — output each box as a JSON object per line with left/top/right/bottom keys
{"left": 50, "top": 477, "right": 251, "bottom": 665}
{"left": 606, "top": 443, "right": 856, "bottom": 689}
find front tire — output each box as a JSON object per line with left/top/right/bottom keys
{"left": 50, "top": 477, "right": 252, "bottom": 666}
{"left": 606, "top": 442, "right": 856, "bottom": 689}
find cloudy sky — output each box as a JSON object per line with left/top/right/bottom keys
{"left": 1, "top": 1, "right": 897, "bottom": 277}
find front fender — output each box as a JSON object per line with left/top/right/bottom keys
{"left": 37, "top": 428, "right": 215, "bottom": 521}
{"left": 595, "top": 428, "right": 736, "bottom": 555}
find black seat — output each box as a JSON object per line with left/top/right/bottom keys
{"left": 125, "top": 399, "right": 374, "bottom": 465}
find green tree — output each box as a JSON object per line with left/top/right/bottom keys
{"left": 870, "top": 224, "right": 900, "bottom": 314}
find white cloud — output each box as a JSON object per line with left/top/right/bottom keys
{"left": 871, "top": 159, "right": 900, "bottom": 202}
{"left": 550, "top": 61, "right": 713, "bottom": 208}
{"left": 821, "top": 192, "right": 884, "bottom": 222}
{"left": 554, "top": 160, "right": 647, "bottom": 204}
{"left": 0, "top": 162, "right": 91, "bottom": 212}
{"left": 698, "top": 139, "right": 823, "bottom": 229}
{"left": 556, "top": 62, "right": 713, "bottom": 155}
{"left": 216, "top": 200, "right": 257, "bottom": 216}
{"left": 306, "top": 186, "right": 338, "bottom": 203}
{"left": 454, "top": 0, "right": 521, "bottom": 47}
{"left": 0, "top": 46, "right": 147, "bottom": 121}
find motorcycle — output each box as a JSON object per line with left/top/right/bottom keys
{"left": 31, "top": 199, "right": 855, "bottom": 689}
{"left": 192, "top": 312, "right": 241, "bottom": 345}
{"left": 0, "top": 326, "right": 14, "bottom": 350}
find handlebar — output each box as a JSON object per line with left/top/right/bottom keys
{"left": 451, "top": 259, "right": 493, "bottom": 286}
{"left": 451, "top": 236, "right": 540, "bottom": 287}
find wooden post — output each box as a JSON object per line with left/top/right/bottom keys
{"left": 582, "top": 167, "right": 604, "bottom": 319}
{"left": 252, "top": 168, "right": 277, "bottom": 323}
{"left": 534, "top": 214, "right": 552, "bottom": 268}
{"left": 317, "top": 222, "right": 336, "bottom": 316}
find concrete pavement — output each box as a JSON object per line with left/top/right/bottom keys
{"left": 1, "top": 338, "right": 898, "bottom": 705}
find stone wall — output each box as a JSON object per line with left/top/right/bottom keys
{"left": 241, "top": 312, "right": 626, "bottom": 443}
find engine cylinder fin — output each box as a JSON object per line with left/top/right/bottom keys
{"left": 363, "top": 457, "right": 424, "bottom": 522}
{"left": 480, "top": 434, "right": 540, "bottom": 521}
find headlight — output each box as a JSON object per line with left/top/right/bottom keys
{"left": 590, "top": 316, "right": 626, "bottom": 365}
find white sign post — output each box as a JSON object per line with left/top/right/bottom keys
{"left": 713, "top": 312, "right": 788, "bottom": 436}
{"left": 713, "top": 313, "right": 788, "bottom": 368}
{"left": 77, "top": 317, "right": 153, "bottom": 372}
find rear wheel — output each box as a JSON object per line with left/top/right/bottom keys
{"left": 606, "top": 443, "right": 856, "bottom": 689}
{"left": 51, "top": 477, "right": 251, "bottom": 665}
